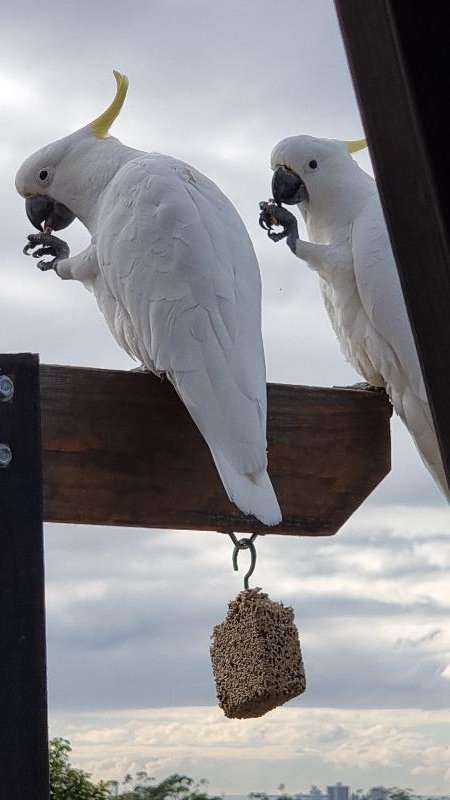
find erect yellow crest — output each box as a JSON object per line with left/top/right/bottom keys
{"left": 91, "top": 70, "right": 129, "bottom": 139}
{"left": 346, "top": 138, "right": 368, "bottom": 154}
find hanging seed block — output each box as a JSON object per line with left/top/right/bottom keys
{"left": 210, "top": 588, "right": 306, "bottom": 719}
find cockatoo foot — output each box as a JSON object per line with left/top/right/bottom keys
{"left": 347, "top": 382, "right": 387, "bottom": 394}
{"left": 23, "top": 232, "right": 70, "bottom": 271}
{"left": 258, "top": 201, "right": 298, "bottom": 244}
{"left": 343, "top": 383, "right": 393, "bottom": 415}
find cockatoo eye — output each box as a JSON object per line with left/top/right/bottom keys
{"left": 36, "top": 167, "right": 54, "bottom": 186}
{"left": 308, "top": 160, "right": 318, "bottom": 169}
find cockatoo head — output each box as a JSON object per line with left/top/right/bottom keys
{"left": 15, "top": 71, "right": 129, "bottom": 232}
{"left": 270, "top": 135, "right": 368, "bottom": 209}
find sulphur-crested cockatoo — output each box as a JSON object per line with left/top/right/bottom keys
{"left": 16, "top": 71, "right": 281, "bottom": 526}
{"left": 259, "top": 134, "right": 448, "bottom": 499}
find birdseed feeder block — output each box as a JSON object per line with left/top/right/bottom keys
{"left": 210, "top": 535, "right": 306, "bottom": 719}
{"left": 210, "top": 586, "right": 306, "bottom": 719}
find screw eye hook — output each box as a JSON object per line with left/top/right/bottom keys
{"left": 229, "top": 533, "right": 258, "bottom": 590}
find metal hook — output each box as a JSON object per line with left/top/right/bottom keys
{"left": 229, "top": 533, "right": 257, "bottom": 590}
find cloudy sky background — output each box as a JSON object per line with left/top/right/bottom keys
{"left": 1, "top": 0, "right": 450, "bottom": 793}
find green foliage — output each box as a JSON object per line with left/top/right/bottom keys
{"left": 49, "top": 738, "right": 112, "bottom": 800}
{"left": 249, "top": 794, "right": 295, "bottom": 800}
{"left": 116, "top": 772, "right": 222, "bottom": 800}
{"left": 49, "top": 742, "right": 222, "bottom": 800}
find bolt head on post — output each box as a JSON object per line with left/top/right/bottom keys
{"left": 0, "top": 376, "right": 14, "bottom": 402}
{"left": 0, "top": 444, "right": 13, "bottom": 467}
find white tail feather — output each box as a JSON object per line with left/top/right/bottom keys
{"left": 211, "top": 449, "right": 282, "bottom": 526}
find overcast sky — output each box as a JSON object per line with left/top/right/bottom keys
{"left": 1, "top": 0, "right": 450, "bottom": 794}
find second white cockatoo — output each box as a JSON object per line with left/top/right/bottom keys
{"left": 259, "top": 134, "right": 448, "bottom": 499}
{"left": 15, "top": 71, "right": 282, "bottom": 526}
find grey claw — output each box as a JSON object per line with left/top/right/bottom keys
{"left": 31, "top": 247, "right": 52, "bottom": 259}
{"left": 23, "top": 232, "right": 69, "bottom": 269}
{"left": 259, "top": 201, "right": 278, "bottom": 234}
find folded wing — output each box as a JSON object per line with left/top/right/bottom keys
{"left": 96, "top": 154, "right": 281, "bottom": 524}
{"left": 352, "top": 195, "right": 448, "bottom": 495}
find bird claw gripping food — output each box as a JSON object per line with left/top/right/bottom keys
{"left": 258, "top": 200, "right": 297, "bottom": 242}
{"left": 23, "top": 232, "right": 70, "bottom": 271}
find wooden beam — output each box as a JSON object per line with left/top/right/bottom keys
{"left": 40, "top": 364, "right": 391, "bottom": 535}
{"left": 335, "top": 0, "right": 450, "bottom": 490}
{"left": 0, "top": 354, "right": 49, "bottom": 800}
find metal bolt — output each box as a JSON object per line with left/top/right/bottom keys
{"left": 0, "top": 444, "right": 12, "bottom": 467}
{"left": 0, "top": 375, "right": 14, "bottom": 401}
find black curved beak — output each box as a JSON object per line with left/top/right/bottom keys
{"left": 272, "top": 166, "right": 308, "bottom": 206}
{"left": 25, "top": 195, "right": 76, "bottom": 232}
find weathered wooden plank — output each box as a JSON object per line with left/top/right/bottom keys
{"left": 40, "top": 365, "right": 391, "bottom": 535}
{"left": 0, "top": 354, "right": 49, "bottom": 800}
{"left": 335, "top": 0, "right": 450, "bottom": 490}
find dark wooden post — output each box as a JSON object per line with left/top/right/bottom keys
{"left": 0, "top": 354, "right": 49, "bottom": 799}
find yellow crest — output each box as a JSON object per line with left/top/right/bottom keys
{"left": 91, "top": 70, "right": 129, "bottom": 139}
{"left": 346, "top": 138, "right": 368, "bottom": 154}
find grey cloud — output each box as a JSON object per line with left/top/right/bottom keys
{"left": 395, "top": 628, "right": 442, "bottom": 649}
{"left": 284, "top": 595, "right": 449, "bottom": 619}
{"left": 300, "top": 640, "right": 449, "bottom": 710}
{"left": 3, "top": 0, "right": 355, "bottom": 133}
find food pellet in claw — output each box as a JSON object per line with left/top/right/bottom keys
{"left": 210, "top": 588, "right": 306, "bottom": 719}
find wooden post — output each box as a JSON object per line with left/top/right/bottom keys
{"left": 0, "top": 354, "right": 49, "bottom": 800}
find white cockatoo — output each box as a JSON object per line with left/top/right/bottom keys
{"left": 259, "top": 134, "right": 449, "bottom": 499}
{"left": 16, "top": 71, "right": 281, "bottom": 526}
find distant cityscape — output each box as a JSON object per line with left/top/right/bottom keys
{"left": 293, "top": 783, "right": 353, "bottom": 800}
{"left": 295, "top": 785, "right": 386, "bottom": 800}
{"left": 266, "top": 784, "right": 450, "bottom": 800}
{"left": 246, "top": 783, "right": 450, "bottom": 800}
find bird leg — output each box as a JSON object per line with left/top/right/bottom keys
{"left": 23, "top": 232, "right": 70, "bottom": 272}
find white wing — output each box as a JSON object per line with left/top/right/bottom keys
{"left": 95, "top": 153, "right": 281, "bottom": 524}
{"left": 352, "top": 194, "right": 448, "bottom": 495}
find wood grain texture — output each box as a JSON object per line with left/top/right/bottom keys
{"left": 40, "top": 365, "right": 391, "bottom": 535}
{"left": 0, "top": 354, "right": 49, "bottom": 800}
{"left": 335, "top": 0, "right": 450, "bottom": 489}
